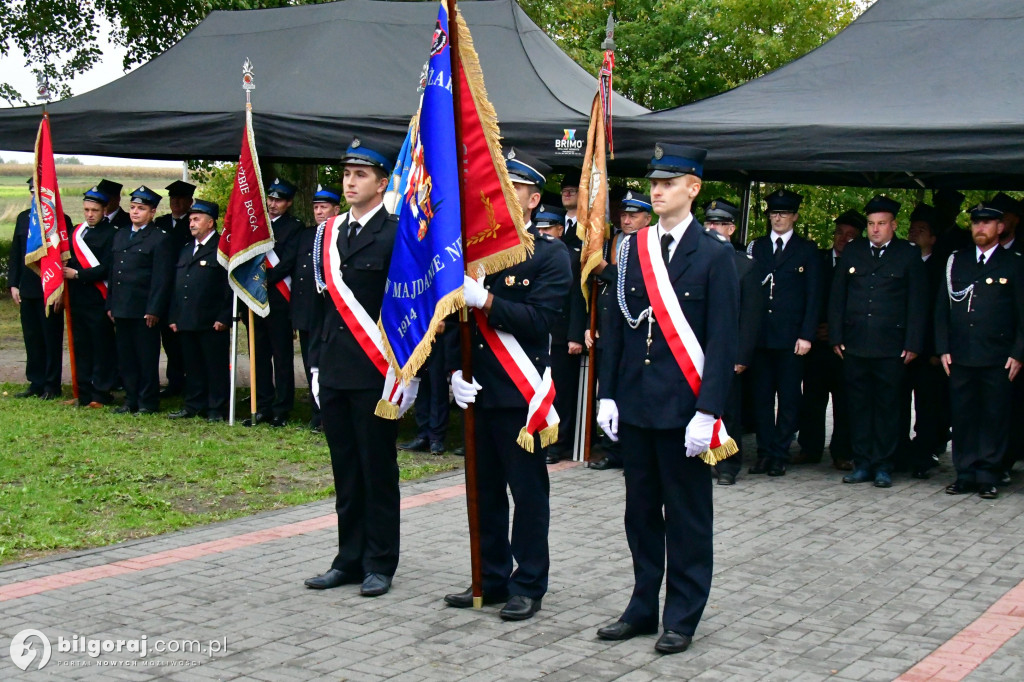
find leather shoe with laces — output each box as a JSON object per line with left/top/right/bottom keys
{"left": 589, "top": 457, "right": 621, "bottom": 471}
{"left": 242, "top": 412, "right": 266, "bottom": 427}
{"left": 269, "top": 415, "right": 288, "bottom": 428}
{"left": 399, "top": 437, "right": 430, "bottom": 452}
{"left": 843, "top": 468, "right": 873, "bottom": 484}
{"left": 360, "top": 572, "right": 392, "bottom": 596}
{"left": 945, "top": 480, "right": 974, "bottom": 495}
{"left": 443, "top": 587, "right": 508, "bottom": 608}
{"left": 14, "top": 389, "right": 40, "bottom": 398}
{"left": 978, "top": 485, "right": 999, "bottom": 500}
{"left": 767, "top": 461, "right": 786, "bottom": 477}
{"left": 748, "top": 457, "right": 769, "bottom": 474}
{"left": 113, "top": 405, "right": 136, "bottom": 415}
{"left": 304, "top": 568, "right": 359, "bottom": 590}
{"left": 430, "top": 440, "right": 446, "bottom": 455}
{"left": 596, "top": 620, "right": 657, "bottom": 641}
{"left": 499, "top": 595, "right": 542, "bottom": 621}
{"left": 655, "top": 630, "right": 692, "bottom": 654}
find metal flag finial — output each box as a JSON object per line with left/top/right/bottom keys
{"left": 36, "top": 73, "right": 51, "bottom": 103}
{"left": 601, "top": 12, "right": 616, "bottom": 52}
{"left": 242, "top": 58, "right": 255, "bottom": 91}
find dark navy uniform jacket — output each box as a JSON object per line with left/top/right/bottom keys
{"left": 748, "top": 232, "right": 822, "bottom": 348}
{"left": 7, "top": 209, "right": 74, "bottom": 299}
{"left": 935, "top": 246, "right": 1024, "bottom": 367}
{"left": 168, "top": 234, "right": 232, "bottom": 331}
{"left": 66, "top": 220, "right": 116, "bottom": 309}
{"left": 267, "top": 213, "right": 303, "bottom": 318}
{"left": 309, "top": 209, "right": 397, "bottom": 391}
{"left": 734, "top": 248, "right": 763, "bottom": 368}
{"left": 290, "top": 226, "right": 318, "bottom": 332}
{"left": 154, "top": 214, "right": 192, "bottom": 257}
{"left": 107, "top": 223, "right": 176, "bottom": 319}
{"left": 828, "top": 237, "right": 928, "bottom": 358}
{"left": 599, "top": 220, "right": 739, "bottom": 428}
{"left": 551, "top": 229, "right": 586, "bottom": 346}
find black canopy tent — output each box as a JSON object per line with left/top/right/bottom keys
{"left": 0, "top": 0, "right": 647, "bottom": 165}
{"left": 612, "top": 0, "right": 1024, "bottom": 190}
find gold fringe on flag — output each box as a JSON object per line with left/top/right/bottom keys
{"left": 374, "top": 399, "right": 400, "bottom": 420}
{"left": 576, "top": 93, "right": 609, "bottom": 308}
{"left": 456, "top": 11, "right": 533, "bottom": 278}
{"left": 377, "top": 288, "right": 466, "bottom": 388}
{"left": 698, "top": 437, "right": 739, "bottom": 466}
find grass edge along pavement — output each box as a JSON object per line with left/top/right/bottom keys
{"left": 0, "top": 383, "right": 463, "bottom": 566}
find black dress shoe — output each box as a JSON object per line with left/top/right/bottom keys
{"left": 544, "top": 452, "right": 561, "bottom": 464}
{"left": 167, "top": 409, "right": 198, "bottom": 419}
{"left": 360, "top": 572, "right": 392, "bottom": 597}
{"left": 717, "top": 472, "right": 736, "bottom": 486}
{"left": 596, "top": 620, "right": 657, "bottom": 641}
{"left": 499, "top": 595, "right": 541, "bottom": 621}
{"left": 589, "top": 457, "right": 622, "bottom": 471}
{"left": 979, "top": 485, "right": 999, "bottom": 500}
{"left": 14, "top": 389, "right": 40, "bottom": 398}
{"left": 453, "top": 446, "right": 465, "bottom": 457}
{"left": 398, "top": 437, "right": 430, "bottom": 452}
{"left": 767, "top": 462, "right": 786, "bottom": 477}
{"left": 999, "top": 471, "right": 1012, "bottom": 486}
{"left": 207, "top": 414, "right": 226, "bottom": 423}
{"left": 39, "top": 391, "right": 60, "bottom": 400}
{"left": 136, "top": 408, "right": 156, "bottom": 415}
{"left": 242, "top": 412, "right": 266, "bottom": 427}
{"left": 304, "top": 568, "right": 359, "bottom": 590}
{"left": 655, "top": 630, "right": 692, "bottom": 654}
{"left": 430, "top": 440, "right": 446, "bottom": 455}
{"left": 112, "top": 405, "right": 136, "bottom": 415}
{"left": 443, "top": 587, "right": 509, "bottom": 608}
{"left": 748, "top": 457, "right": 769, "bottom": 474}
{"left": 269, "top": 415, "right": 288, "bottom": 428}
{"left": 945, "top": 480, "right": 974, "bottom": 495}
{"left": 93, "top": 392, "right": 115, "bottom": 405}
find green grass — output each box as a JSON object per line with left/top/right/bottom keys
{"left": 0, "top": 384, "right": 464, "bottom": 565}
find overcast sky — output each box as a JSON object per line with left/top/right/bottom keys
{"left": 0, "top": 22, "right": 179, "bottom": 169}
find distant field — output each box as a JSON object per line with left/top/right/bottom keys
{"left": 0, "top": 164, "right": 183, "bottom": 229}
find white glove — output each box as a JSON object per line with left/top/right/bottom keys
{"left": 451, "top": 370, "right": 482, "bottom": 409}
{"left": 684, "top": 411, "right": 718, "bottom": 457}
{"left": 597, "top": 399, "right": 619, "bottom": 442}
{"left": 311, "top": 367, "right": 320, "bottom": 408}
{"left": 462, "top": 275, "right": 488, "bottom": 309}
{"left": 398, "top": 378, "right": 420, "bottom": 418}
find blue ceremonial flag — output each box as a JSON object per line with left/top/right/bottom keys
{"left": 380, "top": 2, "right": 465, "bottom": 381}
{"left": 384, "top": 115, "right": 417, "bottom": 215}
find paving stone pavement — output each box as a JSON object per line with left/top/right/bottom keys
{"left": 1, "top": 439, "right": 1023, "bottom": 681}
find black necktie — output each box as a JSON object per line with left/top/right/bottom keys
{"left": 347, "top": 221, "right": 360, "bottom": 244}
{"left": 661, "top": 233, "right": 673, "bottom": 263}
{"left": 979, "top": 253, "right": 986, "bottom": 266}
{"left": 774, "top": 237, "right": 784, "bottom": 254}
{"left": 871, "top": 245, "right": 883, "bottom": 259}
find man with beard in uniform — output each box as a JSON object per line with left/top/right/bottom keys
{"left": 293, "top": 184, "right": 342, "bottom": 432}
{"left": 444, "top": 148, "right": 571, "bottom": 621}
{"left": 107, "top": 186, "right": 176, "bottom": 414}
{"left": 937, "top": 201, "right": 1024, "bottom": 500}
{"left": 587, "top": 191, "right": 653, "bottom": 470}
{"left": 98, "top": 179, "right": 132, "bottom": 229}
{"left": 830, "top": 196, "right": 927, "bottom": 489}
{"left": 795, "top": 209, "right": 864, "bottom": 471}
{"left": 703, "top": 198, "right": 763, "bottom": 486}
{"left": 8, "top": 178, "right": 70, "bottom": 399}
{"left": 304, "top": 138, "right": 414, "bottom": 597}
{"left": 596, "top": 143, "right": 737, "bottom": 654}
{"left": 747, "top": 189, "right": 821, "bottom": 477}
{"left": 543, "top": 198, "right": 586, "bottom": 464}
{"left": 244, "top": 177, "right": 302, "bottom": 427}
{"left": 154, "top": 180, "right": 196, "bottom": 399}
{"left": 62, "top": 185, "right": 118, "bottom": 407}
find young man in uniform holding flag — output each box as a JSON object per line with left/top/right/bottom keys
{"left": 444, "top": 148, "right": 572, "bottom": 622}
{"left": 304, "top": 138, "right": 413, "bottom": 597}
{"left": 596, "top": 144, "right": 738, "bottom": 654}
{"left": 63, "top": 185, "right": 118, "bottom": 407}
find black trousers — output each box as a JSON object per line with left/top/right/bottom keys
{"left": 414, "top": 345, "right": 450, "bottom": 443}
{"left": 619, "top": 421, "right": 713, "bottom": 636}
{"left": 160, "top": 322, "right": 185, "bottom": 392}
{"left": 549, "top": 344, "right": 582, "bottom": 454}
{"left": 718, "top": 370, "right": 746, "bottom": 477}
{"left": 297, "top": 330, "right": 321, "bottom": 426}
{"left": 70, "top": 301, "right": 117, "bottom": 404}
{"left": 19, "top": 296, "right": 64, "bottom": 394}
{"left": 797, "top": 341, "right": 851, "bottom": 461}
{"left": 752, "top": 348, "right": 804, "bottom": 462}
{"left": 475, "top": 407, "right": 550, "bottom": 599}
{"left": 248, "top": 307, "right": 294, "bottom": 417}
{"left": 906, "top": 356, "right": 950, "bottom": 468}
{"left": 320, "top": 385, "right": 401, "bottom": 576}
{"left": 844, "top": 354, "right": 906, "bottom": 473}
{"left": 115, "top": 317, "right": 162, "bottom": 411}
{"left": 950, "top": 364, "right": 1012, "bottom": 486}
{"left": 180, "top": 329, "right": 230, "bottom": 417}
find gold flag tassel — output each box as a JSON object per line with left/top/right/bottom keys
{"left": 374, "top": 399, "right": 400, "bottom": 420}
{"left": 699, "top": 437, "right": 739, "bottom": 466}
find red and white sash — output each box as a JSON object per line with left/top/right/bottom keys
{"left": 472, "top": 308, "right": 558, "bottom": 453}
{"left": 265, "top": 250, "right": 292, "bottom": 302}
{"left": 71, "top": 222, "right": 109, "bottom": 299}
{"left": 634, "top": 225, "right": 736, "bottom": 464}
{"left": 321, "top": 213, "right": 404, "bottom": 418}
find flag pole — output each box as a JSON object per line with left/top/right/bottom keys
{"left": 244, "top": 69, "right": 259, "bottom": 425}
{"left": 229, "top": 295, "right": 239, "bottom": 425}
{"left": 447, "top": 0, "right": 484, "bottom": 609}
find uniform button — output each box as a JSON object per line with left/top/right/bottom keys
{"left": 630, "top": 287, "right": 636, "bottom": 292}
{"left": 478, "top": 343, "right": 484, "bottom": 349}
{"left": 684, "top": 292, "right": 690, "bottom": 297}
